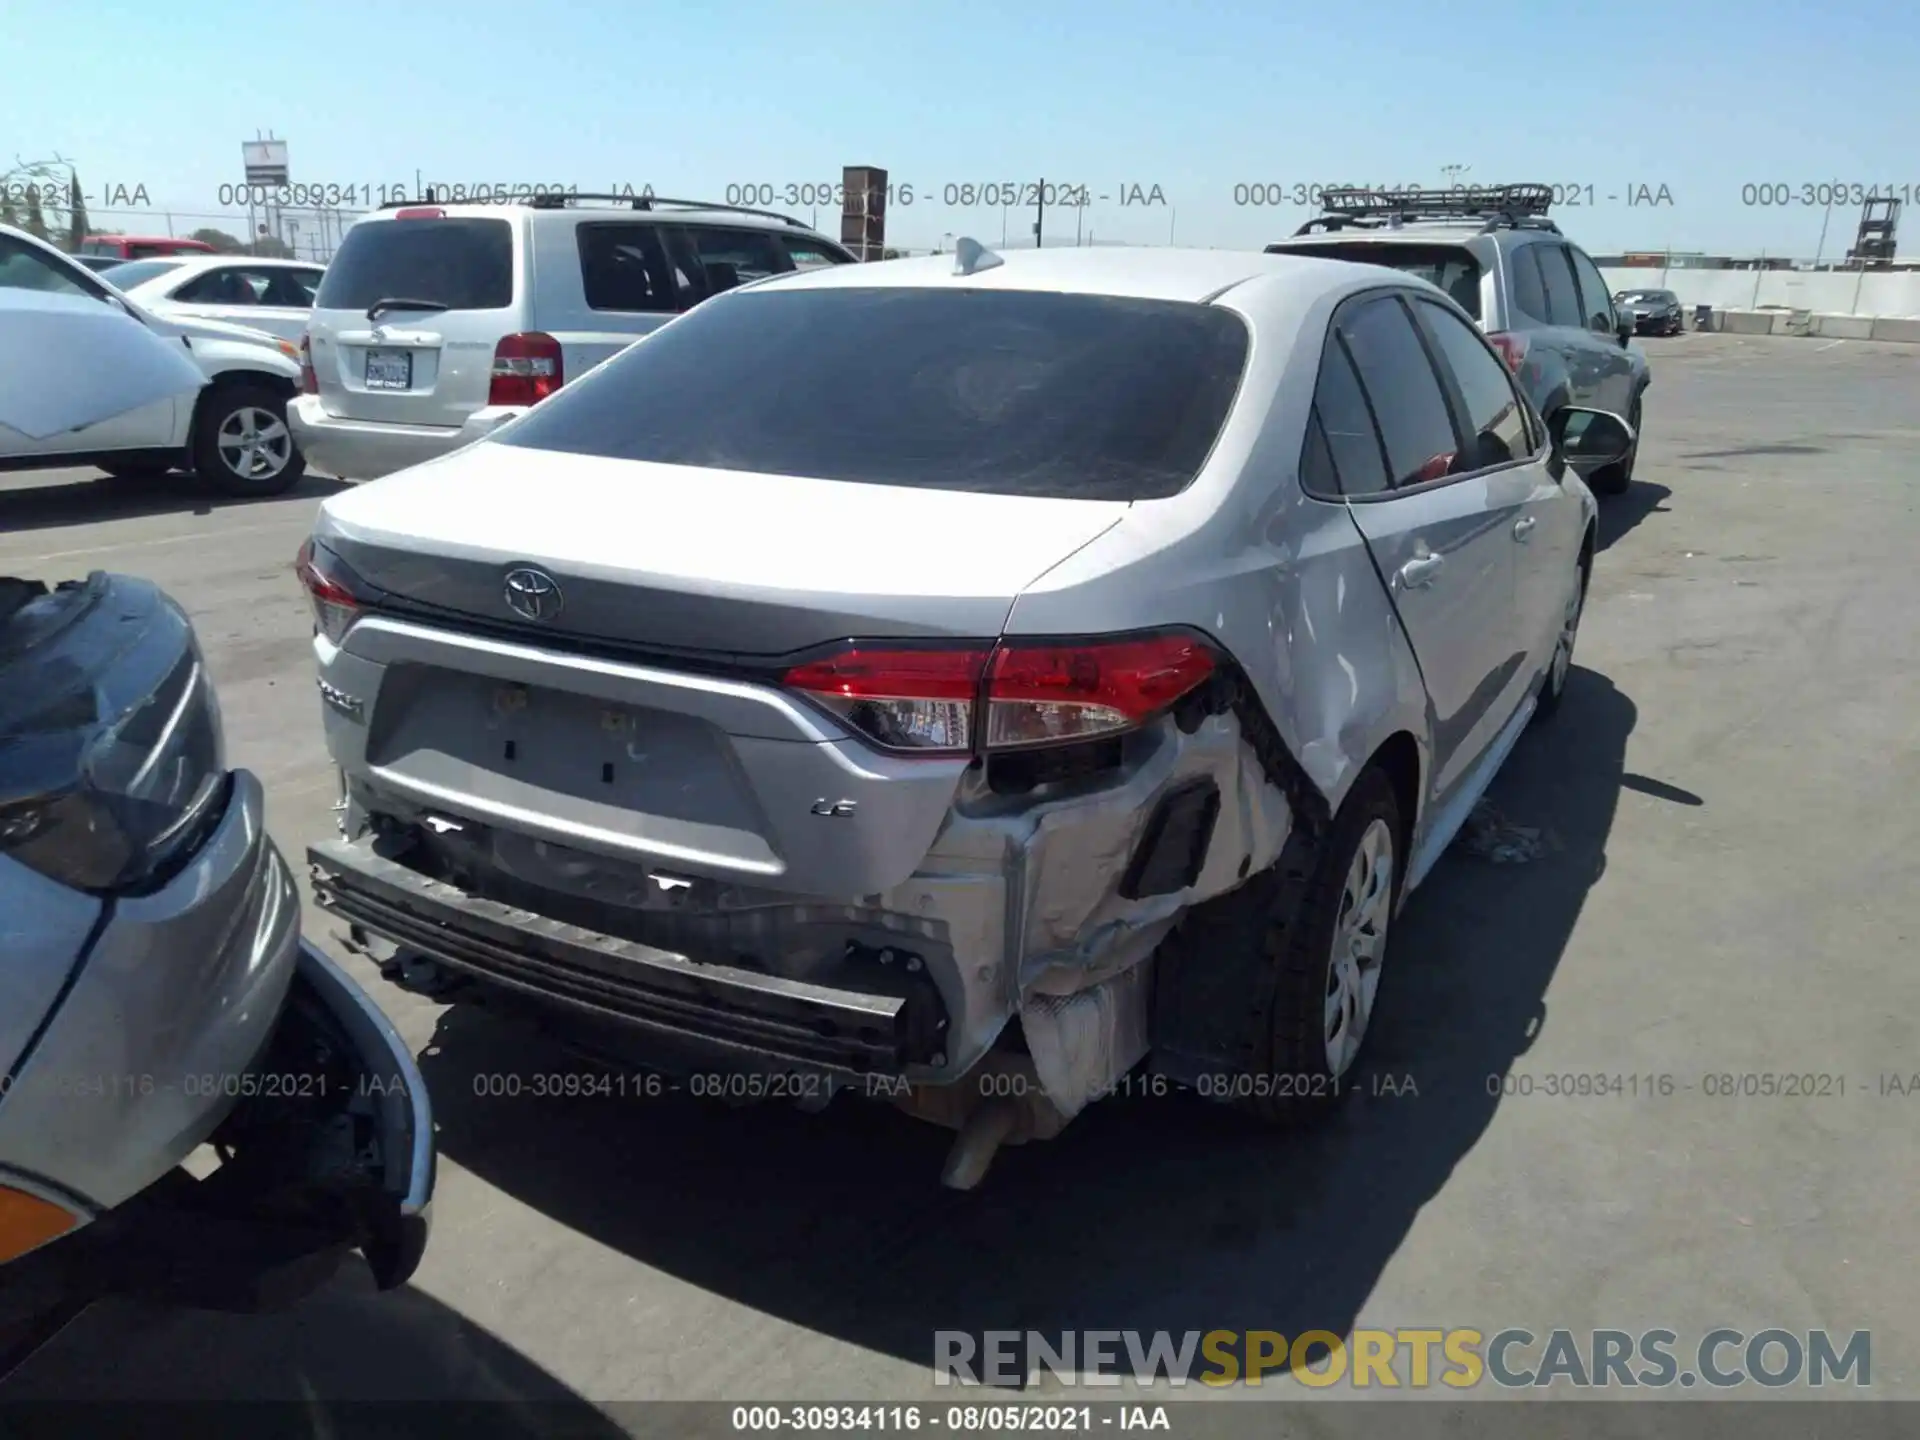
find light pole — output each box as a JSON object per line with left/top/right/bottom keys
{"left": 1441, "top": 163, "right": 1470, "bottom": 190}
{"left": 1168, "top": 208, "right": 1176, "bottom": 245}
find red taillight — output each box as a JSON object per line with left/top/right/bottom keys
{"left": 1487, "top": 331, "right": 1530, "bottom": 376}
{"left": 295, "top": 538, "right": 361, "bottom": 644}
{"left": 781, "top": 634, "right": 1217, "bottom": 755}
{"left": 781, "top": 646, "right": 989, "bottom": 753}
{"left": 393, "top": 207, "right": 446, "bottom": 220}
{"left": 489, "top": 332, "right": 564, "bottom": 407}
{"left": 298, "top": 333, "right": 317, "bottom": 395}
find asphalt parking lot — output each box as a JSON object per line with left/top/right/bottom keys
{"left": 2, "top": 333, "right": 1916, "bottom": 1423}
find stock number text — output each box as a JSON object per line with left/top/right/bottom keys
{"left": 1741, "top": 182, "right": 1917, "bottom": 207}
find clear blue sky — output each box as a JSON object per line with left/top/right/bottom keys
{"left": 6, "top": 0, "right": 1915, "bottom": 257}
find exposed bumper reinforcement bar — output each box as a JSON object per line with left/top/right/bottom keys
{"left": 307, "top": 838, "right": 920, "bottom": 1076}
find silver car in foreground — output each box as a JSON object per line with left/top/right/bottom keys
{"left": 299, "top": 242, "right": 1628, "bottom": 1187}
{"left": 0, "top": 291, "right": 432, "bottom": 1372}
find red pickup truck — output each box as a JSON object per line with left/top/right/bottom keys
{"left": 78, "top": 235, "right": 216, "bottom": 261}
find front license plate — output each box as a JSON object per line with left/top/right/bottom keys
{"left": 364, "top": 348, "right": 413, "bottom": 391}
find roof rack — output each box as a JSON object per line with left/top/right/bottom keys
{"left": 533, "top": 192, "right": 810, "bottom": 228}
{"left": 379, "top": 191, "right": 811, "bottom": 228}
{"left": 1289, "top": 184, "right": 1562, "bottom": 238}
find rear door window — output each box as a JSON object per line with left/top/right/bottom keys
{"left": 174, "top": 266, "right": 270, "bottom": 304}
{"left": 314, "top": 217, "right": 513, "bottom": 312}
{"left": 1509, "top": 247, "right": 1552, "bottom": 324}
{"left": 1337, "top": 295, "right": 1463, "bottom": 488}
{"left": 1307, "top": 337, "right": 1391, "bottom": 497}
{"left": 575, "top": 223, "right": 677, "bottom": 313}
{"left": 1532, "top": 244, "right": 1583, "bottom": 328}
{"left": 662, "top": 225, "right": 791, "bottom": 305}
{"left": 496, "top": 287, "right": 1251, "bottom": 501}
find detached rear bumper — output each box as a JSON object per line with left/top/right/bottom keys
{"left": 308, "top": 836, "right": 950, "bottom": 1078}
{"left": 288, "top": 395, "right": 524, "bottom": 481}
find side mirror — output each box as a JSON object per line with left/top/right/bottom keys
{"left": 1550, "top": 406, "right": 1635, "bottom": 467}
{"left": 1613, "top": 307, "right": 1634, "bottom": 345}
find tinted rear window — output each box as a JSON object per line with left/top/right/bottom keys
{"left": 1277, "top": 242, "right": 1483, "bottom": 320}
{"left": 315, "top": 217, "right": 512, "bottom": 312}
{"left": 497, "top": 287, "right": 1250, "bottom": 500}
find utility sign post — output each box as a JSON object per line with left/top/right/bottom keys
{"left": 241, "top": 138, "right": 289, "bottom": 187}
{"left": 240, "top": 134, "right": 289, "bottom": 259}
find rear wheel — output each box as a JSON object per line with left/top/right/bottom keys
{"left": 1158, "top": 766, "right": 1403, "bottom": 1126}
{"left": 192, "top": 382, "right": 305, "bottom": 498}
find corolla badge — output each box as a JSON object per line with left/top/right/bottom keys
{"left": 503, "top": 566, "right": 564, "bottom": 621}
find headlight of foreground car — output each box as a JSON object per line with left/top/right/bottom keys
{"left": 0, "top": 573, "right": 228, "bottom": 894}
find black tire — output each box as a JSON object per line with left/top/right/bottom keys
{"left": 1159, "top": 766, "right": 1404, "bottom": 1126}
{"left": 1589, "top": 391, "right": 1641, "bottom": 496}
{"left": 191, "top": 381, "right": 305, "bottom": 498}
{"left": 1533, "top": 549, "right": 1589, "bottom": 722}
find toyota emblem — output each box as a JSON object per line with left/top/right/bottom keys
{"left": 503, "top": 567, "right": 563, "bottom": 621}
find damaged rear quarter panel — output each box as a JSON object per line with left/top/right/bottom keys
{"left": 970, "top": 275, "right": 1433, "bottom": 1115}
{"left": 1002, "top": 275, "right": 1431, "bottom": 828}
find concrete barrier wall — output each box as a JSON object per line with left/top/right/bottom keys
{"left": 1601, "top": 267, "right": 1920, "bottom": 319}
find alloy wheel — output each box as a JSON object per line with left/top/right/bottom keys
{"left": 1325, "top": 818, "right": 1395, "bottom": 1076}
{"left": 216, "top": 406, "right": 292, "bottom": 482}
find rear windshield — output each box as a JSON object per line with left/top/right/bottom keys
{"left": 496, "top": 287, "right": 1251, "bottom": 501}
{"left": 315, "top": 217, "right": 513, "bottom": 312}
{"left": 1277, "top": 242, "right": 1483, "bottom": 319}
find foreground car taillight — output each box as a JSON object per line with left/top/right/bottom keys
{"left": 782, "top": 633, "right": 1218, "bottom": 756}
{"left": 0, "top": 1185, "right": 78, "bottom": 1265}
{"left": 299, "top": 332, "right": 317, "bottom": 394}
{"left": 295, "top": 537, "right": 363, "bottom": 645}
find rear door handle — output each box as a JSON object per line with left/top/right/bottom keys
{"left": 1512, "top": 516, "right": 1537, "bottom": 541}
{"left": 1397, "top": 554, "right": 1445, "bottom": 589}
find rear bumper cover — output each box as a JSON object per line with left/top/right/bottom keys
{"left": 308, "top": 835, "right": 943, "bottom": 1077}
{"left": 288, "top": 394, "right": 524, "bottom": 481}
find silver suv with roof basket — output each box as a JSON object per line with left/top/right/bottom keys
{"left": 288, "top": 193, "right": 859, "bottom": 482}
{"left": 1263, "top": 184, "right": 1651, "bottom": 494}
{"left": 298, "top": 240, "right": 1632, "bottom": 1189}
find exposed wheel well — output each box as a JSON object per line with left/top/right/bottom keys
{"left": 196, "top": 369, "right": 294, "bottom": 403}
{"left": 1363, "top": 731, "right": 1421, "bottom": 866}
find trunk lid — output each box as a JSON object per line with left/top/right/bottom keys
{"left": 308, "top": 213, "right": 520, "bottom": 430}
{"left": 314, "top": 440, "right": 1130, "bottom": 657}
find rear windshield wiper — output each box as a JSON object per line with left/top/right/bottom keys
{"left": 365, "top": 297, "right": 450, "bottom": 322}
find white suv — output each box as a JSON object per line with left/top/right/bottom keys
{"left": 0, "top": 223, "right": 309, "bottom": 497}
{"left": 289, "top": 194, "right": 859, "bottom": 481}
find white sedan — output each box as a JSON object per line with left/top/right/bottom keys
{"left": 105, "top": 255, "right": 326, "bottom": 341}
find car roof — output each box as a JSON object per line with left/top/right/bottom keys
{"left": 741, "top": 244, "right": 1428, "bottom": 307}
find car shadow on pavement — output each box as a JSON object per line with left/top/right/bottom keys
{"left": 412, "top": 665, "right": 1640, "bottom": 1383}
{"left": 1595, "top": 479, "right": 1671, "bottom": 554}
{"left": 0, "top": 471, "right": 347, "bottom": 535}
{"left": 0, "top": 1270, "right": 629, "bottom": 1438}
